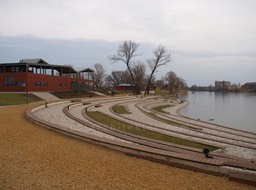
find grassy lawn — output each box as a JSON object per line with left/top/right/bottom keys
{"left": 87, "top": 111, "right": 218, "bottom": 151}
{"left": 152, "top": 105, "right": 173, "bottom": 113}
{"left": 147, "top": 112, "right": 201, "bottom": 132}
{"left": 0, "top": 93, "right": 41, "bottom": 105}
{"left": 112, "top": 105, "right": 130, "bottom": 114}
{"left": 51, "top": 91, "right": 96, "bottom": 99}
{"left": 150, "top": 105, "right": 201, "bottom": 131}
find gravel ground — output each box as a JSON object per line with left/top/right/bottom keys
{"left": 0, "top": 104, "right": 255, "bottom": 190}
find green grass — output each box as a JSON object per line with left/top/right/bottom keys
{"left": 87, "top": 111, "right": 218, "bottom": 151}
{"left": 150, "top": 105, "right": 201, "bottom": 131}
{"left": 152, "top": 105, "right": 173, "bottom": 113}
{"left": 0, "top": 93, "right": 40, "bottom": 105}
{"left": 112, "top": 105, "right": 130, "bottom": 114}
{"left": 147, "top": 112, "right": 201, "bottom": 132}
{"left": 51, "top": 91, "right": 96, "bottom": 99}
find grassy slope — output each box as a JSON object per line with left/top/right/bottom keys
{"left": 112, "top": 105, "right": 130, "bottom": 114}
{"left": 0, "top": 93, "right": 40, "bottom": 105}
{"left": 152, "top": 105, "right": 173, "bottom": 113}
{"left": 87, "top": 111, "right": 218, "bottom": 151}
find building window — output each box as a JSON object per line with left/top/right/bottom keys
{"left": 5, "top": 76, "right": 15, "bottom": 86}
{"left": 58, "top": 83, "right": 67, "bottom": 88}
{"left": 71, "top": 81, "right": 78, "bottom": 90}
{"left": 6, "top": 66, "right": 24, "bottom": 72}
{"left": 15, "top": 81, "right": 26, "bottom": 86}
{"left": 35, "top": 82, "right": 48, "bottom": 87}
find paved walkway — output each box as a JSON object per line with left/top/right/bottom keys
{"left": 27, "top": 96, "right": 256, "bottom": 182}
{"left": 31, "top": 96, "right": 256, "bottom": 160}
{"left": 90, "top": 98, "right": 256, "bottom": 160}
{"left": 33, "top": 101, "right": 130, "bottom": 143}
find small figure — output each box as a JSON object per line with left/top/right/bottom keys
{"left": 203, "top": 148, "right": 213, "bottom": 158}
{"left": 45, "top": 102, "right": 48, "bottom": 108}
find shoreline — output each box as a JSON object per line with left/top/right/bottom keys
{"left": 162, "top": 100, "right": 190, "bottom": 116}
{"left": 175, "top": 100, "right": 190, "bottom": 116}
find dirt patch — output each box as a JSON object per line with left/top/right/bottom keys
{"left": 0, "top": 104, "right": 255, "bottom": 190}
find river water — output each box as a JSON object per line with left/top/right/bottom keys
{"left": 178, "top": 91, "right": 256, "bottom": 133}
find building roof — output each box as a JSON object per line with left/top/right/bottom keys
{"left": 116, "top": 84, "right": 132, "bottom": 87}
{"left": 244, "top": 82, "right": 256, "bottom": 85}
{"left": 21, "top": 58, "right": 49, "bottom": 64}
{"left": 0, "top": 59, "right": 77, "bottom": 73}
{"left": 77, "top": 68, "right": 94, "bottom": 73}
{"left": 0, "top": 59, "right": 95, "bottom": 74}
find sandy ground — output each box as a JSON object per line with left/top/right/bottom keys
{"left": 0, "top": 103, "right": 255, "bottom": 190}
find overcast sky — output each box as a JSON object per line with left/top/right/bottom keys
{"left": 0, "top": 0, "right": 255, "bottom": 86}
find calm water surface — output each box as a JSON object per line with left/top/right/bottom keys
{"left": 179, "top": 91, "right": 256, "bottom": 132}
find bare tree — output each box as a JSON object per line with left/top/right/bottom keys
{"left": 178, "top": 78, "right": 187, "bottom": 89}
{"left": 105, "top": 70, "right": 130, "bottom": 88}
{"left": 105, "top": 71, "right": 123, "bottom": 87}
{"left": 165, "top": 71, "right": 187, "bottom": 95}
{"left": 144, "top": 45, "right": 171, "bottom": 95}
{"left": 109, "top": 40, "right": 140, "bottom": 94}
{"left": 90, "top": 63, "right": 107, "bottom": 90}
{"left": 165, "top": 71, "right": 178, "bottom": 94}
{"left": 131, "top": 62, "right": 146, "bottom": 94}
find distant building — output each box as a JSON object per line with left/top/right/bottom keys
{"left": 215, "top": 80, "right": 231, "bottom": 91}
{"left": 115, "top": 84, "right": 133, "bottom": 91}
{"left": 0, "top": 58, "right": 94, "bottom": 92}
{"left": 242, "top": 82, "right": 256, "bottom": 92}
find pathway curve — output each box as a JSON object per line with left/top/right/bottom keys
{"left": 26, "top": 96, "right": 256, "bottom": 185}
{"left": 92, "top": 98, "right": 256, "bottom": 160}
{"left": 33, "top": 101, "right": 130, "bottom": 143}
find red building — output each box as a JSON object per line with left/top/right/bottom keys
{"left": 115, "top": 84, "right": 133, "bottom": 91}
{"left": 0, "top": 59, "right": 94, "bottom": 92}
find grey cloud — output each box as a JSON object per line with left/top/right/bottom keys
{"left": 0, "top": 35, "right": 255, "bottom": 87}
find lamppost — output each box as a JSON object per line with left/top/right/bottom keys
{"left": 25, "top": 63, "right": 28, "bottom": 105}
